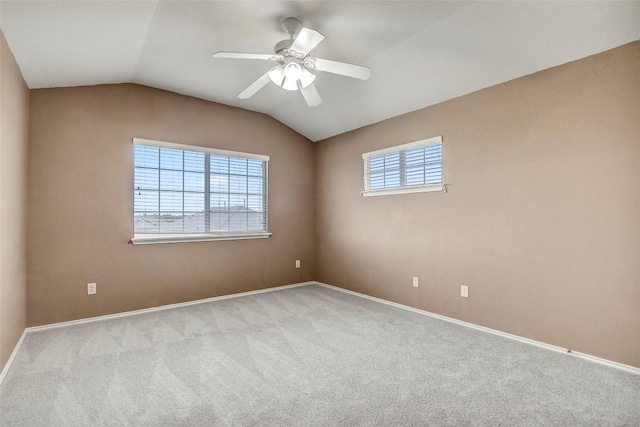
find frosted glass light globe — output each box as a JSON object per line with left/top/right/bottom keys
{"left": 283, "top": 62, "right": 302, "bottom": 81}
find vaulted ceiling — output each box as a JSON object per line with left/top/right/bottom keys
{"left": 2, "top": 1, "right": 639, "bottom": 141}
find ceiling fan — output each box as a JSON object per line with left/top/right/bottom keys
{"left": 212, "top": 17, "right": 371, "bottom": 107}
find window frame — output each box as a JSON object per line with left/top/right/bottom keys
{"left": 361, "top": 136, "right": 444, "bottom": 197}
{"left": 131, "top": 138, "right": 271, "bottom": 245}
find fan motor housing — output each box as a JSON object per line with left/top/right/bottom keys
{"left": 274, "top": 39, "right": 293, "bottom": 55}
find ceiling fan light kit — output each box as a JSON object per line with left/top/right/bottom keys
{"left": 213, "top": 17, "right": 371, "bottom": 107}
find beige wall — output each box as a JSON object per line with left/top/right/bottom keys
{"left": 316, "top": 41, "right": 640, "bottom": 368}
{"left": 0, "top": 31, "right": 29, "bottom": 370}
{"left": 27, "top": 84, "right": 315, "bottom": 326}
{"left": 20, "top": 39, "right": 640, "bottom": 368}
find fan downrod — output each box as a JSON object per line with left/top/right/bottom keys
{"left": 274, "top": 17, "right": 302, "bottom": 54}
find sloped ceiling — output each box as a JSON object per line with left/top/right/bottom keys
{"left": 2, "top": 1, "right": 639, "bottom": 141}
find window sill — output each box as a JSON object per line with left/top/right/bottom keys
{"left": 130, "top": 232, "right": 272, "bottom": 245}
{"left": 361, "top": 183, "right": 444, "bottom": 197}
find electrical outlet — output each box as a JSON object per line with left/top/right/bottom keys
{"left": 412, "top": 277, "right": 419, "bottom": 288}
{"left": 87, "top": 283, "right": 97, "bottom": 295}
{"left": 461, "top": 285, "right": 468, "bottom": 298}
{"left": 295, "top": 259, "right": 301, "bottom": 269}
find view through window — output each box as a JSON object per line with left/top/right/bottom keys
{"left": 134, "top": 139, "right": 268, "bottom": 235}
{"left": 362, "top": 136, "right": 443, "bottom": 196}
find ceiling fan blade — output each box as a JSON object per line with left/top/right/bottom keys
{"left": 312, "top": 58, "right": 371, "bottom": 80}
{"left": 213, "top": 52, "right": 276, "bottom": 61}
{"left": 290, "top": 28, "right": 325, "bottom": 55}
{"left": 238, "top": 72, "right": 272, "bottom": 99}
{"left": 299, "top": 82, "right": 322, "bottom": 107}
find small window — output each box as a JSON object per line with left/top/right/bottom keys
{"left": 362, "top": 136, "right": 444, "bottom": 197}
{"left": 131, "top": 138, "right": 270, "bottom": 245}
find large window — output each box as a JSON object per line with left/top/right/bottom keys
{"left": 362, "top": 136, "right": 443, "bottom": 197}
{"left": 132, "top": 138, "right": 269, "bottom": 244}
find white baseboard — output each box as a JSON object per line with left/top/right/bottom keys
{"left": 0, "top": 329, "right": 27, "bottom": 385}
{"left": 569, "top": 351, "right": 640, "bottom": 376}
{"left": 314, "top": 281, "right": 640, "bottom": 376}
{"left": 4, "top": 279, "right": 637, "bottom": 386}
{"left": 28, "top": 281, "right": 315, "bottom": 333}
{"left": 1, "top": 281, "right": 313, "bottom": 385}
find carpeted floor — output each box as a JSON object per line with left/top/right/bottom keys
{"left": 1, "top": 284, "right": 639, "bottom": 426}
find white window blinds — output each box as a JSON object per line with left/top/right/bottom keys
{"left": 133, "top": 138, "right": 268, "bottom": 236}
{"left": 362, "top": 136, "right": 443, "bottom": 196}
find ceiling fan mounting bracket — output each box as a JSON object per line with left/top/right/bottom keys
{"left": 281, "top": 17, "right": 303, "bottom": 38}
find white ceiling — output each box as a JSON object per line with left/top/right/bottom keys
{"left": 2, "top": 1, "right": 639, "bottom": 142}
